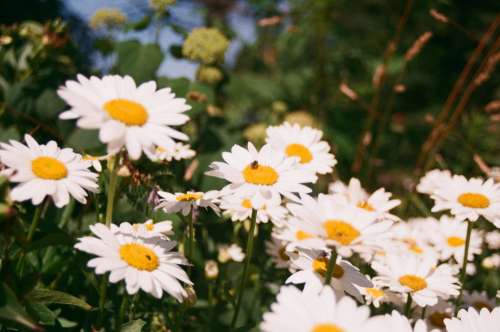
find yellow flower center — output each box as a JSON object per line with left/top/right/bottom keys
{"left": 156, "top": 146, "right": 167, "bottom": 153}
{"left": 119, "top": 243, "right": 159, "bottom": 271}
{"left": 278, "top": 247, "right": 289, "bottom": 261}
{"left": 296, "top": 230, "right": 313, "bottom": 240}
{"left": 323, "top": 220, "right": 360, "bottom": 245}
{"left": 447, "top": 236, "right": 465, "bottom": 247}
{"left": 357, "top": 201, "right": 375, "bottom": 211}
{"left": 285, "top": 143, "right": 313, "bottom": 164}
{"left": 241, "top": 199, "right": 252, "bottom": 209}
{"left": 176, "top": 193, "right": 203, "bottom": 201}
{"left": 242, "top": 162, "right": 279, "bottom": 185}
{"left": 311, "top": 323, "right": 343, "bottom": 332}
{"left": 104, "top": 98, "right": 149, "bottom": 126}
{"left": 457, "top": 192, "right": 490, "bottom": 209}
{"left": 409, "top": 243, "right": 423, "bottom": 254}
{"left": 31, "top": 157, "right": 68, "bottom": 180}
{"left": 399, "top": 274, "right": 427, "bottom": 291}
{"left": 366, "top": 288, "right": 385, "bottom": 298}
{"left": 312, "top": 257, "right": 344, "bottom": 279}
{"left": 145, "top": 223, "right": 155, "bottom": 231}
{"left": 428, "top": 312, "right": 450, "bottom": 328}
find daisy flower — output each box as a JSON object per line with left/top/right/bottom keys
{"left": 430, "top": 215, "right": 482, "bottom": 263}
{"left": 57, "top": 74, "right": 191, "bottom": 160}
{"left": 372, "top": 253, "right": 459, "bottom": 307}
{"left": 82, "top": 154, "right": 108, "bottom": 172}
{"left": 286, "top": 248, "right": 372, "bottom": 299}
{"left": 423, "top": 300, "right": 453, "bottom": 331}
{"left": 156, "top": 190, "right": 219, "bottom": 216}
{"left": 485, "top": 230, "right": 500, "bottom": 250}
{"left": 261, "top": 285, "right": 377, "bottom": 332}
{"left": 416, "top": 169, "right": 452, "bottom": 195}
{"left": 74, "top": 223, "right": 192, "bottom": 301}
{"left": 219, "top": 191, "right": 287, "bottom": 226}
{"left": 116, "top": 219, "right": 173, "bottom": 239}
{"left": 205, "top": 143, "right": 316, "bottom": 202}
{"left": 329, "top": 178, "right": 401, "bottom": 220}
{"left": 144, "top": 143, "right": 195, "bottom": 162}
{"left": 265, "top": 233, "right": 292, "bottom": 270}
{"left": 444, "top": 307, "right": 500, "bottom": 332}
{"left": 217, "top": 244, "right": 245, "bottom": 263}
{"left": 385, "top": 218, "right": 438, "bottom": 259}
{"left": 463, "top": 291, "right": 497, "bottom": 311}
{"left": 286, "top": 194, "right": 393, "bottom": 257}
{"left": 482, "top": 254, "right": 500, "bottom": 269}
{"left": 0, "top": 135, "right": 98, "bottom": 207}
{"left": 265, "top": 122, "right": 337, "bottom": 175}
{"left": 431, "top": 175, "right": 500, "bottom": 226}
{"left": 367, "top": 310, "right": 433, "bottom": 332}
{"left": 356, "top": 277, "right": 399, "bottom": 308}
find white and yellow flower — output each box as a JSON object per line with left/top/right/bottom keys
{"left": 265, "top": 122, "right": 337, "bottom": 175}
{"left": 75, "top": 223, "right": 192, "bottom": 301}
{"left": 462, "top": 291, "right": 497, "bottom": 312}
{"left": 329, "top": 178, "right": 401, "bottom": 220}
{"left": 356, "top": 277, "right": 398, "bottom": 308}
{"left": 372, "top": 253, "right": 459, "bottom": 307}
{"left": 286, "top": 248, "right": 372, "bottom": 299}
{"left": 444, "top": 307, "right": 500, "bottom": 332}
{"left": 58, "top": 75, "right": 191, "bottom": 160}
{"left": 205, "top": 143, "right": 316, "bottom": 201}
{"left": 217, "top": 244, "right": 245, "bottom": 263}
{"left": 430, "top": 215, "right": 482, "bottom": 263}
{"left": 0, "top": 135, "right": 98, "bottom": 207}
{"left": 115, "top": 219, "right": 173, "bottom": 239}
{"left": 431, "top": 175, "right": 500, "bottom": 226}
{"left": 144, "top": 143, "right": 195, "bottom": 162}
{"left": 485, "top": 230, "right": 500, "bottom": 249}
{"left": 385, "top": 218, "right": 438, "bottom": 259}
{"left": 286, "top": 194, "right": 393, "bottom": 257}
{"left": 156, "top": 190, "right": 219, "bottom": 216}
{"left": 261, "top": 285, "right": 377, "bottom": 332}
{"left": 367, "top": 310, "right": 433, "bottom": 332}
{"left": 417, "top": 169, "right": 452, "bottom": 195}
{"left": 423, "top": 300, "right": 454, "bottom": 331}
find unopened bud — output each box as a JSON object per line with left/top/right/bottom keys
{"left": 204, "top": 260, "right": 219, "bottom": 280}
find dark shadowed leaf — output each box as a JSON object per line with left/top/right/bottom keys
{"left": 27, "top": 288, "right": 92, "bottom": 310}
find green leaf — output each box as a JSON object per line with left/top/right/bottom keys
{"left": 26, "top": 232, "right": 74, "bottom": 252}
{"left": 27, "top": 302, "right": 57, "bottom": 326}
{"left": 57, "top": 317, "right": 78, "bottom": 328}
{"left": 27, "top": 288, "right": 92, "bottom": 310}
{"left": 66, "top": 128, "right": 102, "bottom": 151}
{"left": 121, "top": 319, "right": 146, "bottom": 332}
{"left": 35, "top": 89, "right": 66, "bottom": 119}
{"left": 0, "top": 283, "right": 40, "bottom": 331}
{"left": 116, "top": 40, "right": 164, "bottom": 83}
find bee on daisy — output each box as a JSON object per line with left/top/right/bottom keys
{"left": 156, "top": 190, "right": 220, "bottom": 216}
{"left": 430, "top": 175, "right": 500, "bottom": 226}
{"left": 57, "top": 75, "right": 191, "bottom": 160}
{"left": 286, "top": 248, "right": 372, "bottom": 299}
{"left": 0, "top": 135, "right": 99, "bottom": 207}
{"left": 372, "top": 253, "right": 459, "bottom": 307}
{"left": 265, "top": 122, "right": 337, "bottom": 176}
{"left": 261, "top": 286, "right": 378, "bottom": 332}
{"left": 75, "top": 223, "right": 192, "bottom": 301}
{"left": 205, "top": 142, "right": 317, "bottom": 202}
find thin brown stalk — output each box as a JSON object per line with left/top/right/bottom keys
{"left": 351, "top": 0, "right": 415, "bottom": 173}
{"left": 405, "top": 31, "right": 433, "bottom": 61}
{"left": 429, "top": 9, "right": 478, "bottom": 42}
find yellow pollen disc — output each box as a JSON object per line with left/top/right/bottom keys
{"left": 242, "top": 163, "right": 279, "bottom": 185}
{"left": 447, "top": 236, "right": 465, "bottom": 247}
{"left": 285, "top": 143, "right": 313, "bottom": 164}
{"left": 457, "top": 192, "right": 490, "bottom": 209}
{"left": 366, "top": 288, "right": 385, "bottom": 298}
{"left": 104, "top": 98, "right": 148, "bottom": 126}
{"left": 278, "top": 247, "right": 290, "bottom": 261}
{"left": 473, "top": 301, "right": 492, "bottom": 310}
{"left": 312, "top": 258, "right": 344, "bottom": 279}
{"left": 176, "top": 193, "right": 202, "bottom": 202}
{"left": 31, "top": 157, "right": 68, "bottom": 180}
{"left": 428, "top": 312, "right": 450, "bottom": 328}
{"left": 296, "top": 230, "right": 313, "bottom": 240}
{"left": 145, "top": 223, "right": 155, "bottom": 231}
{"left": 119, "top": 243, "right": 159, "bottom": 271}
{"left": 357, "top": 201, "right": 375, "bottom": 211}
{"left": 409, "top": 243, "right": 423, "bottom": 254}
{"left": 241, "top": 199, "right": 253, "bottom": 209}
{"left": 311, "top": 323, "right": 344, "bottom": 332}
{"left": 399, "top": 274, "right": 427, "bottom": 292}
{"left": 323, "top": 220, "right": 360, "bottom": 246}
{"left": 156, "top": 146, "right": 167, "bottom": 153}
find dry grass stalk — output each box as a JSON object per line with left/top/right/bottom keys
{"left": 485, "top": 100, "right": 500, "bottom": 112}
{"left": 372, "top": 64, "right": 385, "bottom": 87}
{"left": 429, "top": 9, "right": 449, "bottom": 23}
{"left": 339, "top": 83, "right": 358, "bottom": 100}
{"left": 184, "top": 159, "right": 199, "bottom": 181}
{"left": 474, "top": 51, "right": 500, "bottom": 86}
{"left": 405, "top": 31, "right": 433, "bottom": 61}
{"left": 258, "top": 16, "right": 282, "bottom": 27}
{"left": 473, "top": 154, "right": 492, "bottom": 176}
{"left": 394, "top": 84, "right": 406, "bottom": 93}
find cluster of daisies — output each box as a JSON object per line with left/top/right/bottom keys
{"left": 1, "top": 74, "right": 499, "bottom": 330}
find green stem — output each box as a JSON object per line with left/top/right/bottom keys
{"left": 105, "top": 156, "right": 119, "bottom": 226}
{"left": 98, "top": 276, "right": 107, "bottom": 327}
{"left": 324, "top": 247, "right": 338, "bottom": 285}
{"left": 26, "top": 204, "right": 43, "bottom": 243}
{"left": 187, "top": 213, "right": 194, "bottom": 262}
{"left": 58, "top": 198, "right": 75, "bottom": 229}
{"left": 404, "top": 294, "right": 413, "bottom": 317}
{"left": 116, "top": 295, "right": 128, "bottom": 331}
{"left": 230, "top": 209, "right": 257, "bottom": 329}
{"left": 455, "top": 220, "right": 473, "bottom": 313}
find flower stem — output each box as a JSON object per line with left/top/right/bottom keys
{"left": 187, "top": 213, "right": 194, "bottom": 262}
{"left": 26, "top": 204, "right": 43, "bottom": 243}
{"left": 230, "top": 209, "right": 258, "bottom": 329}
{"left": 105, "top": 155, "right": 119, "bottom": 226}
{"left": 455, "top": 220, "right": 473, "bottom": 313}
{"left": 324, "top": 247, "right": 338, "bottom": 285}
{"left": 404, "top": 294, "right": 413, "bottom": 317}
